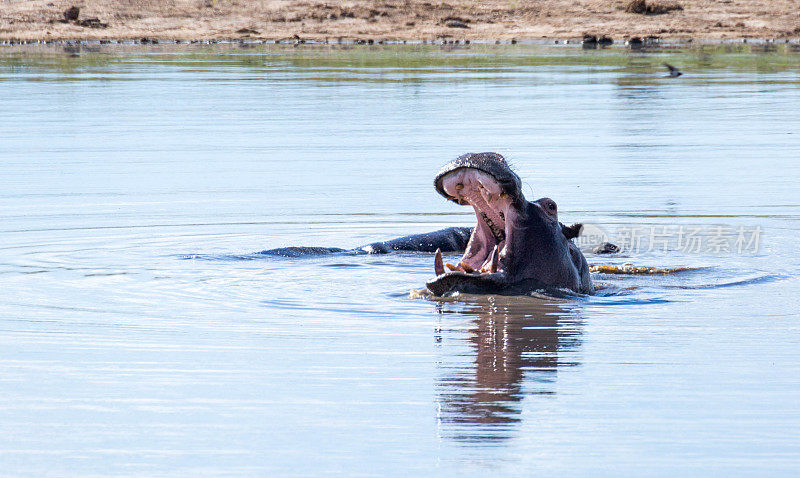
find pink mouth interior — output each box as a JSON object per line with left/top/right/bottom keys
{"left": 440, "top": 168, "right": 514, "bottom": 273}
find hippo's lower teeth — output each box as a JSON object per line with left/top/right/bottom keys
{"left": 434, "top": 248, "right": 444, "bottom": 276}
{"left": 488, "top": 245, "right": 499, "bottom": 273}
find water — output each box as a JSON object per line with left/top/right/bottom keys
{"left": 1, "top": 43, "right": 799, "bottom": 476}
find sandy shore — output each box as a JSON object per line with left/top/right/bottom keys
{"left": 1, "top": 0, "right": 799, "bottom": 42}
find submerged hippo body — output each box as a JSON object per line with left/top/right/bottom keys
{"left": 261, "top": 152, "right": 595, "bottom": 296}
{"left": 261, "top": 226, "right": 473, "bottom": 257}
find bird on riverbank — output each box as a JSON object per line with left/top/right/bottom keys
{"left": 664, "top": 63, "right": 683, "bottom": 77}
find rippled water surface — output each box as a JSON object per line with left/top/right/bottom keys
{"left": 2, "top": 43, "right": 799, "bottom": 476}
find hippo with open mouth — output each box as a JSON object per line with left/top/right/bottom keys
{"left": 425, "top": 152, "right": 592, "bottom": 296}
{"left": 260, "top": 152, "right": 598, "bottom": 297}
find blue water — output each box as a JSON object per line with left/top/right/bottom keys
{"left": 1, "top": 43, "right": 799, "bottom": 476}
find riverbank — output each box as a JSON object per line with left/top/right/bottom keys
{"left": 1, "top": 0, "right": 799, "bottom": 43}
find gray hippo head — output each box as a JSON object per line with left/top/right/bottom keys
{"left": 426, "top": 152, "right": 592, "bottom": 296}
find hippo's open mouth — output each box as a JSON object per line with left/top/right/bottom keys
{"left": 427, "top": 153, "right": 525, "bottom": 295}
{"left": 437, "top": 168, "right": 512, "bottom": 274}
{"left": 426, "top": 152, "right": 593, "bottom": 297}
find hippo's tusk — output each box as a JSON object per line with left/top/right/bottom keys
{"left": 488, "top": 245, "right": 499, "bottom": 273}
{"left": 434, "top": 249, "right": 444, "bottom": 276}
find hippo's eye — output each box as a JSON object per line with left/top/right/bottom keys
{"left": 538, "top": 198, "right": 558, "bottom": 216}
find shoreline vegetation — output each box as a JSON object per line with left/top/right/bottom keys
{"left": 1, "top": 0, "right": 799, "bottom": 43}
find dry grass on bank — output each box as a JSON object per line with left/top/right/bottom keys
{"left": 1, "top": 0, "right": 799, "bottom": 41}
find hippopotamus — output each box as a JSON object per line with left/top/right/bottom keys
{"left": 262, "top": 152, "right": 597, "bottom": 296}
{"left": 425, "top": 152, "right": 592, "bottom": 296}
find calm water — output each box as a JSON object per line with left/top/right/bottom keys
{"left": 1, "top": 43, "right": 799, "bottom": 476}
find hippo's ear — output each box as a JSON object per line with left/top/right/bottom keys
{"left": 561, "top": 223, "right": 583, "bottom": 240}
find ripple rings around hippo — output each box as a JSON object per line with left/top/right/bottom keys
{"left": 262, "top": 152, "right": 616, "bottom": 297}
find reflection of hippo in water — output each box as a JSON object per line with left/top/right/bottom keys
{"left": 435, "top": 296, "right": 582, "bottom": 440}
{"left": 263, "top": 152, "right": 612, "bottom": 296}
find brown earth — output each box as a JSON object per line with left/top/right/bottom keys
{"left": 1, "top": 0, "right": 799, "bottom": 42}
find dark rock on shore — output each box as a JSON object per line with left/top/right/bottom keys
{"left": 77, "top": 17, "right": 108, "bottom": 29}
{"left": 63, "top": 7, "right": 80, "bottom": 22}
{"left": 625, "top": 0, "right": 683, "bottom": 15}
{"left": 446, "top": 20, "right": 469, "bottom": 29}
{"left": 60, "top": 6, "right": 107, "bottom": 29}
{"left": 582, "top": 34, "right": 613, "bottom": 47}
